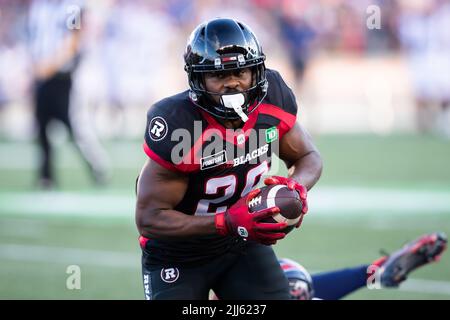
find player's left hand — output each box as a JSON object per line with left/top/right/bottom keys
{"left": 264, "top": 175, "right": 308, "bottom": 228}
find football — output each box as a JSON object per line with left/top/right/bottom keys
{"left": 248, "top": 184, "right": 303, "bottom": 235}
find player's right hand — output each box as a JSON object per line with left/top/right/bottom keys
{"left": 215, "top": 189, "right": 287, "bottom": 245}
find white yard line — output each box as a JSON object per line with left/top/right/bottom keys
{"left": 0, "top": 244, "right": 138, "bottom": 268}
{"left": 1, "top": 243, "right": 449, "bottom": 296}
{"left": 1, "top": 187, "right": 449, "bottom": 219}
{"left": 0, "top": 144, "right": 143, "bottom": 169}
{"left": 310, "top": 187, "right": 450, "bottom": 215}
{"left": 0, "top": 191, "right": 134, "bottom": 218}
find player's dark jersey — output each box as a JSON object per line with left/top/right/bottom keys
{"left": 141, "top": 69, "right": 298, "bottom": 267}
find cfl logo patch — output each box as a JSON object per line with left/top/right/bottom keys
{"left": 237, "top": 226, "right": 249, "bottom": 238}
{"left": 149, "top": 116, "right": 168, "bottom": 141}
{"left": 160, "top": 267, "right": 180, "bottom": 283}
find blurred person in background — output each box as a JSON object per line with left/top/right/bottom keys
{"left": 0, "top": 1, "right": 29, "bottom": 112}
{"left": 397, "top": 0, "right": 450, "bottom": 137}
{"left": 27, "top": 0, "right": 109, "bottom": 189}
{"left": 275, "top": 0, "right": 317, "bottom": 91}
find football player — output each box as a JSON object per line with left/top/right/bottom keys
{"left": 135, "top": 18, "right": 323, "bottom": 300}
{"left": 281, "top": 232, "right": 447, "bottom": 300}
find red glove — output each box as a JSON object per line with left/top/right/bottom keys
{"left": 264, "top": 175, "right": 308, "bottom": 228}
{"left": 215, "top": 189, "right": 288, "bottom": 245}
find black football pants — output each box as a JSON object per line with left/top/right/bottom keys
{"left": 141, "top": 241, "right": 290, "bottom": 300}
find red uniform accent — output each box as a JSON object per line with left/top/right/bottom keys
{"left": 139, "top": 236, "right": 150, "bottom": 249}
{"left": 258, "top": 103, "right": 296, "bottom": 136}
{"left": 181, "top": 124, "right": 216, "bottom": 167}
{"left": 198, "top": 108, "right": 260, "bottom": 147}
{"left": 143, "top": 142, "right": 199, "bottom": 173}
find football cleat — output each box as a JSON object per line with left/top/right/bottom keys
{"left": 374, "top": 232, "right": 447, "bottom": 287}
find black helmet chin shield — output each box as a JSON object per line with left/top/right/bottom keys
{"left": 184, "top": 18, "right": 268, "bottom": 121}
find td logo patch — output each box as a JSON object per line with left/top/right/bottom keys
{"left": 160, "top": 267, "right": 179, "bottom": 283}
{"left": 149, "top": 116, "right": 168, "bottom": 141}
{"left": 265, "top": 126, "right": 278, "bottom": 143}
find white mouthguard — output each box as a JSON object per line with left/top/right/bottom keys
{"left": 221, "top": 93, "right": 248, "bottom": 122}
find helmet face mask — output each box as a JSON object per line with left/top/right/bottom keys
{"left": 278, "top": 258, "right": 315, "bottom": 300}
{"left": 184, "top": 18, "right": 268, "bottom": 121}
{"left": 288, "top": 278, "right": 313, "bottom": 300}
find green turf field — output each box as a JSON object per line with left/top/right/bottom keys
{"left": 1, "top": 134, "right": 449, "bottom": 299}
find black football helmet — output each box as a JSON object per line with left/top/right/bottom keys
{"left": 184, "top": 18, "right": 268, "bottom": 121}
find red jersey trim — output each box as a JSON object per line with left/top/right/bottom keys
{"left": 143, "top": 142, "right": 199, "bottom": 173}
{"left": 198, "top": 108, "right": 260, "bottom": 148}
{"left": 181, "top": 124, "right": 216, "bottom": 167}
{"left": 258, "top": 103, "right": 297, "bottom": 137}
{"left": 139, "top": 236, "right": 150, "bottom": 249}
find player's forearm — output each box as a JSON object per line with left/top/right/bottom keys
{"left": 136, "top": 207, "right": 217, "bottom": 239}
{"left": 287, "top": 150, "right": 323, "bottom": 191}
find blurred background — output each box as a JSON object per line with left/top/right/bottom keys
{"left": 0, "top": 0, "right": 449, "bottom": 299}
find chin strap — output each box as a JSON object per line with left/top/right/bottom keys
{"left": 221, "top": 93, "right": 248, "bottom": 122}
